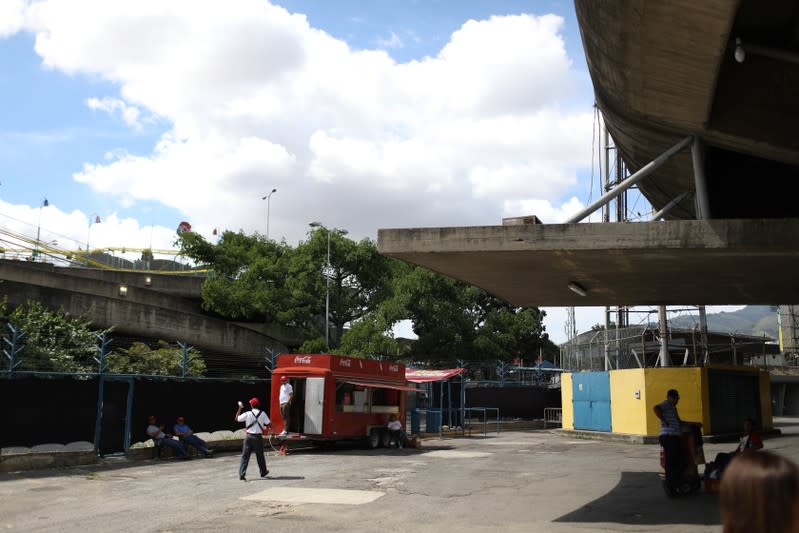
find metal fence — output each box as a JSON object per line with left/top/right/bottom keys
{"left": 557, "top": 325, "right": 780, "bottom": 371}
{"left": 544, "top": 407, "right": 562, "bottom": 428}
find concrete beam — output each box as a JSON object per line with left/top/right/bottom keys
{"left": 378, "top": 218, "right": 799, "bottom": 307}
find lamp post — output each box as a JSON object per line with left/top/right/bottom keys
{"left": 308, "top": 221, "right": 348, "bottom": 351}
{"left": 86, "top": 214, "right": 101, "bottom": 256}
{"left": 262, "top": 189, "right": 277, "bottom": 239}
{"left": 33, "top": 198, "right": 49, "bottom": 261}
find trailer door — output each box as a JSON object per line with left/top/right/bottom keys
{"left": 304, "top": 377, "right": 325, "bottom": 434}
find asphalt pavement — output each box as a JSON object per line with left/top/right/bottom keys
{"left": 2, "top": 419, "right": 798, "bottom": 532}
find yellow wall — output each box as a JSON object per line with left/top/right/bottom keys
{"left": 564, "top": 367, "right": 770, "bottom": 437}
{"left": 609, "top": 368, "right": 648, "bottom": 434}
{"left": 561, "top": 372, "right": 574, "bottom": 430}
{"left": 643, "top": 367, "right": 706, "bottom": 436}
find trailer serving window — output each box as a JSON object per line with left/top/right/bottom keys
{"left": 337, "top": 379, "right": 419, "bottom": 414}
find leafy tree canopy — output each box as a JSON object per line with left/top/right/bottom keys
{"left": 179, "top": 228, "right": 394, "bottom": 349}
{"left": 105, "top": 341, "right": 206, "bottom": 376}
{"left": 4, "top": 301, "right": 106, "bottom": 373}
{"left": 178, "top": 229, "right": 554, "bottom": 362}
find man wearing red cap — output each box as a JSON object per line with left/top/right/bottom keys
{"left": 278, "top": 376, "right": 293, "bottom": 437}
{"left": 235, "top": 397, "right": 272, "bottom": 481}
{"left": 173, "top": 416, "right": 213, "bottom": 457}
{"left": 146, "top": 415, "right": 188, "bottom": 459}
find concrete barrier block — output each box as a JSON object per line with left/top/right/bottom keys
{"left": 1, "top": 447, "right": 31, "bottom": 456}
{"left": 64, "top": 441, "right": 95, "bottom": 452}
{"left": 1, "top": 442, "right": 97, "bottom": 472}
{"left": 31, "top": 444, "right": 67, "bottom": 453}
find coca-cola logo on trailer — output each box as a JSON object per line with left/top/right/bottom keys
{"left": 294, "top": 355, "right": 312, "bottom": 365}
{"left": 339, "top": 358, "right": 352, "bottom": 368}
{"left": 389, "top": 364, "right": 399, "bottom": 373}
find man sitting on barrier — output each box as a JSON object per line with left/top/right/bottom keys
{"left": 706, "top": 417, "right": 763, "bottom": 480}
{"left": 146, "top": 415, "right": 189, "bottom": 459}
{"left": 387, "top": 413, "right": 409, "bottom": 448}
{"left": 173, "top": 416, "right": 213, "bottom": 457}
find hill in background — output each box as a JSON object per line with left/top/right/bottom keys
{"left": 669, "top": 305, "right": 778, "bottom": 340}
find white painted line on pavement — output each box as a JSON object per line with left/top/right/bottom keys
{"left": 242, "top": 487, "right": 384, "bottom": 505}
{"left": 424, "top": 450, "right": 492, "bottom": 459}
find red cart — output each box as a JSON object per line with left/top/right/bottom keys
{"left": 269, "top": 354, "right": 418, "bottom": 448}
{"left": 660, "top": 422, "right": 705, "bottom": 496}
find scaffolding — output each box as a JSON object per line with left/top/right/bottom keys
{"left": 558, "top": 325, "right": 778, "bottom": 371}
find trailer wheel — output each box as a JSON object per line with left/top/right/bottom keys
{"left": 368, "top": 428, "right": 381, "bottom": 449}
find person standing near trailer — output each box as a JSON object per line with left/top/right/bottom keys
{"left": 278, "top": 376, "right": 293, "bottom": 436}
{"left": 653, "top": 389, "right": 683, "bottom": 497}
{"left": 235, "top": 397, "right": 272, "bottom": 481}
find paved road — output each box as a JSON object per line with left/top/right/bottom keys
{"left": 2, "top": 420, "right": 798, "bottom": 532}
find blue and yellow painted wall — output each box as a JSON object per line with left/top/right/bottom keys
{"left": 561, "top": 366, "right": 771, "bottom": 436}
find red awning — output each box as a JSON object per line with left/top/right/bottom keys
{"left": 340, "top": 379, "right": 423, "bottom": 393}
{"left": 405, "top": 368, "right": 466, "bottom": 383}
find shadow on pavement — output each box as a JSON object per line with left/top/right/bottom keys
{"left": 554, "top": 471, "right": 720, "bottom": 527}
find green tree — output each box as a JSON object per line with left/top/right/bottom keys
{"left": 387, "top": 266, "right": 554, "bottom": 362}
{"left": 178, "top": 228, "right": 395, "bottom": 351}
{"left": 105, "top": 341, "right": 206, "bottom": 376}
{"left": 297, "top": 228, "right": 394, "bottom": 347}
{"left": 7, "top": 301, "right": 106, "bottom": 373}
{"left": 335, "top": 315, "right": 399, "bottom": 358}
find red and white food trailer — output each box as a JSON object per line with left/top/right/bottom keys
{"left": 270, "top": 354, "right": 418, "bottom": 448}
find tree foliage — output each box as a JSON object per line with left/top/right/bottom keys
{"left": 5, "top": 301, "right": 106, "bottom": 373}
{"left": 384, "top": 266, "right": 554, "bottom": 361}
{"left": 105, "top": 341, "right": 206, "bottom": 376}
{"left": 0, "top": 299, "right": 207, "bottom": 376}
{"left": 178, "top": 229, "right": 555, "bottom": 362}
{"left": 179, "top": 228, "right": 394, "bottom": 349}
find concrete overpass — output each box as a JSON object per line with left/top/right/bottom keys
{"left": 0, "top": 260, "right": 286, "bottom": 375}
{"left": 378, "top": 1, "right": 799, "bottom": 310}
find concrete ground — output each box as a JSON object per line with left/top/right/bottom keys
{"left": 2, "top": 418, "right": 798, "bottom": 533}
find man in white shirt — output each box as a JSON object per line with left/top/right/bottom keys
{"left": 387, "top": 413, "right": 408, "bottom": 448}
{"left": 235, "top": 397, "right": 272, "bottom": 481}
{"left": 278, "top": 376, "right": 293, "bottom": 437}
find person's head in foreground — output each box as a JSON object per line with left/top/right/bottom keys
{"left": 720, "top": 450, "right": 799, "bottom": 533}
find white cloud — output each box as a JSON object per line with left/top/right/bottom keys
{"left": 86, "top": 97, "right": 142, "bottom": 129}
{"left": 0, "top": 199, "right": 181, "bottom": 265}
{"left": 15, "top": 1, "right": 594, "bottom": 244}
{"left": 0, "top": 0, "right": 26, "bottom": 37}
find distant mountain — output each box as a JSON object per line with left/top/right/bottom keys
{"left": 669, "top": 305, "right": 779, "bottom": 340}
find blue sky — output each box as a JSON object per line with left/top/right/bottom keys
{"left": 0, "top": 1, "right": 737, "bottom": 343}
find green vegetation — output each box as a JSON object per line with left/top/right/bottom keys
{"left": 105, "top": 341, "right": 206, "bottom": 376}
{"left": 177, "top": 229, "right": 557, "bottom": 362}
{"left": 3, "top": 300, "right": 102, "bottom": 373}
{"left": 0, "top": 299, "right": 205, "bottom": 375}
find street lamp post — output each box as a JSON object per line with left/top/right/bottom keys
{"left": 308, "top": 221, "right": 348, "bottom": 351}
{"left": 86, "top": 214, "right": 101, "bottom": 256}
{"left": 33, "top": 198, "right": 49, "bottom": 261}
{"left": 262, "top": 189, "right": 277, "bottom": 239}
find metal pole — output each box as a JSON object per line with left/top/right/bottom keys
{"left": 652, "top": 192, "right": 691, "bottom": 220}
{"left": 691, "top": 137, "right": 711, "bottom": 219}
{"left": 123, "top": 377, "right": 134, "bottom": 452}
{"left": 325, "top": 229, "right": 330, "bottom": 351}
{"left": 34, "top": 200, "right": 45, "bottom": 261}
{"left": 659, "top": 305, "right": 670, "bottom": 367}
{"left": 699, "top": 306, "right": 709, "bottom": 364}
{"left": 262, "top": 189, "right": 277, "bottom": 239}
{"left": 566, "top": 135, "right": 692, "bottom": 223}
